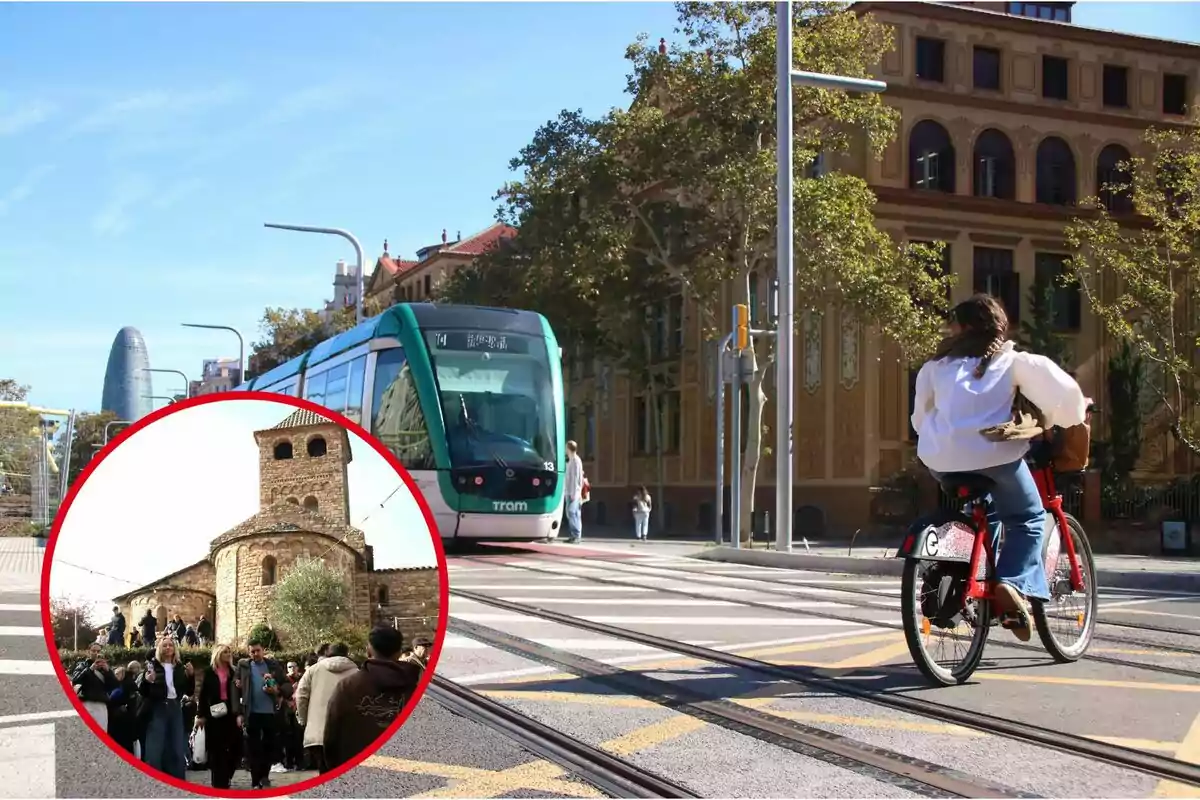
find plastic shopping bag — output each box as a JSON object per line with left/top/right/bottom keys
{"left": 191, "top": 726, "right": 208, "bottom": 765}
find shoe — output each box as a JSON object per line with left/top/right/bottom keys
{"left": 993, "top": 583, "right": 1032, "bottom": 642}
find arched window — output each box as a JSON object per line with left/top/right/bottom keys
{"left": 1035, "top": 136, "right": 1077, "bottom": 205}
{"left": 261, "top": 556, "right": 277, "bottom": 586}
{"left": 303, "top": 496, "right": 319, "bottom": 512}
{"left": 908, "top": 120, "right": 956, "bottom": 193}
{"left": 273, "top": 441, "right": 293, "bottom": 460}
{"left": 286, "top": 497, "right": 299, "bottom": 505}
{"left": 1096, "top": 144, "right": 1133, "bottom": 213}
{"left": 972, "top": 129, "right": 1016, "bottom": 200}
{"left": 377, "top": 586, "right": 389, "bottom": 605}
{"left": 307, "top": 437, "right": 327, "bottom": 457}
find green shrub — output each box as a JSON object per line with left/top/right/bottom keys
{"left": 247, "top": 622, "right": 282, "bottom": 651}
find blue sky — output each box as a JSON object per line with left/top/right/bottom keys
{"left": 1, "top": 2, "right": 1196, "bottom": 413}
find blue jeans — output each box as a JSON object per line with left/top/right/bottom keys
{"left": 566, "top": 499, "right": 582, "bottom": 541}
{"left": 144, "top": 699, "right": 188, "bottom": 779}
{"left": 633, "top": 512, "right": 649, "bottom": 539}
{"left": 930, "top": 459, "right": 1050, "bottom": 601}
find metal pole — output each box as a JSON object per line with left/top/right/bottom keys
{"left": 264, "top": 223, "right": 365, "bottom": 324}
{"left": 144, "top": 396, "right": 177, "bottom": 407}
{"left": 58, "top": 410, "right": 75, "bottom": 501}
{"left": 142, "top": 369, "right": 191, "bottom": 399}
{"left": 103, "top": 420, "right": 131, "bottom": 446}
{"left": 715, "top": 333, "right": 733, "bottom": 545}
{"left": 181, "top": 324, "right": 246, "bottom": 385}
{"left": 775, "top": 0, "right": 795, "bottom": 554}
{"left": 731, "top": 308, "right": 743, "bottom": 550}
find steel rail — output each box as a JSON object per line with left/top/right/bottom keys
{"left": 428, "top": 676, "right": 699, "bottom": 798}
{"left": 449, "top": 587, "right": 1200, "bottom": 788}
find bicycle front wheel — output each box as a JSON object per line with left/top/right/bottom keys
{"left": 1032, "top": 513, "right": 1098, "bottom": 662}
{"left": 901, "top": 558, "right": 992, "bottom": 686}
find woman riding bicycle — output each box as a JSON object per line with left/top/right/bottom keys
{"left": 910, "top": 294, "right": 1088, "bottom": 642}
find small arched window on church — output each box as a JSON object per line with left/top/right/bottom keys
{"left": 377, "top": 586, "right": 389, "bottom": 606}
{"left": 262, "top": 556, "right": 277, "bottom": 586}
{"left": 303, "top": 496, "right": 319, "bottom": 512}
{"left": 273, "top": 441, "right": 293, "bottom": 460}
{"left": 286, "top": 497, "right": 299, "bottom": 505}
{"left": 307, "top": 437, "right": 327, "bottom": 457}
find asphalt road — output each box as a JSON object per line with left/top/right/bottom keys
{"left": 9, "top": 537, "right": 1200, "bottom": 798}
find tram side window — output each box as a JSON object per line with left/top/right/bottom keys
{"left": 345, "top": 356, "right": 366, "bottom": 425}
{"left": 371, "top": 348, "right": 436, "bottom": 470}
{"left": 324, "top": 362, "right": 350, "bottom": 414}
{"left": 304, "top": 370, "right": 328, "bottom": 407}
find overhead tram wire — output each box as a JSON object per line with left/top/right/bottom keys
{"left": 313, "top": 483, "right": 405, "bottom": 562}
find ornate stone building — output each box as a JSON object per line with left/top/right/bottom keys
{"left": 566, "top": 1, "right": 1199, "bottom": 537}
{"left": 114, "top": 409, "right": 440, "bottom": 646}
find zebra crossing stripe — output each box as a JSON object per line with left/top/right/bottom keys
{"left": 0, "top": 722, "right": 54, "bottom": 798}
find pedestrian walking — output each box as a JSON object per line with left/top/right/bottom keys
{"left": 322, "top": 626, "right": 421, "bottom": 772}
{"left": 196, "top": 644, "right": 242, "bottom": 790}
{"left": 564, "top": 440, "right": 585, "bottom": 543}
{"left": 295, "top": 643, "right": 357, "bottom": 774}
{"left": 237, "top": 639, "right": 292, "bottom": 790}
{"left": 632, "top": 485, "right": 652, "bottom": 540}
{"left": 139, "top": 637, "right": 193, "bottom": 780}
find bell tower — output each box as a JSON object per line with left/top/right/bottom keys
{"left": 253, "top": 408, "right": 354, "bottom": 524}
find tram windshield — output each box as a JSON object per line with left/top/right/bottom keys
{"left": 423, "top": 330, "right": 558, "bottom": 471}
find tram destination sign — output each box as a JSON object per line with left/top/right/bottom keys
{"left": 430, "top": 330, "right": 531, "bottom": 354}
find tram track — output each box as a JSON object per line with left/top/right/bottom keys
{"left": 449, "top": 586, "right": 1200, "bottom": 789}
{"left": 446, "top": 617, "right": 1033, "bottom": 799}
{"left": 461, "top": 554, "right": 1200, "bottom": 680}
{"left": 428, "top": 675, "right": 699, "bottom": 798}
{"left": 662, "top": 565, "right": 1200, "bottom": 641}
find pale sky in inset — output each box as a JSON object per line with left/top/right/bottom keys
{"left": 49, "top": 396, "right": 438, "bottom": 618}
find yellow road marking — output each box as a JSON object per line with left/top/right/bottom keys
{"left": 973, "top": 673, "right": 1200, "bottom": 693}
{"left": 601, "top": 714, "right": 709, "bottom": 756}
{"left": 412, "top": 760, "right": 599, "bottom": 799}
{"left": 819, "top": 638, "right": 910, "bottom": 670}
{"left": 1155, "top": 712, "right": 1200, "bottom": 797}
{"left": 362, "top": 756, "right": 501, "bottom": 781}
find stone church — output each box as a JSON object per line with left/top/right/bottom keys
{"left": 113, "top": 408, "right": 440, "bottom": 646}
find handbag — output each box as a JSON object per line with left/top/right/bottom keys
{"left": 1052, "top": 421, "right": 1091, "bottom": 472}
{"left": 209, "top": 701, "right": 228, "bottom": 719}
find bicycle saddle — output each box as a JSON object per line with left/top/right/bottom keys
{"left": 938, "top": 473, "right": 995, "bottom": 503}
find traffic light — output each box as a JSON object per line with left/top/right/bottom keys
{"left": 733, "top": 304, "right": 750, "bottom": 351}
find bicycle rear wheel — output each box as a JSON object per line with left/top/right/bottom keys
{"left": 1032, "top": 513, "right": 1098, "bottom": 662}
{"left": 901, "top": 558, "right": 992, "bottom": 686}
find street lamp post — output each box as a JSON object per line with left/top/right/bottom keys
{"left": 142, "top": 369, "right": 191, "bottom": 399}
{"left": 102, "top": 420, "right": 132, "bottom": 446}
{"left": 774, "top": 1, "right": 886, "bottom": 554}
{"left": 263, "top": 223, "right": 365, "bottom": 325}
{"left": 181, "top": 324, "right": 246, "bottom": 385}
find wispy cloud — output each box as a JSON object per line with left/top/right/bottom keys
{"left": 0, "top": 165, "right": 55, "bottom": 217}
{"left": 90, "top": 174, "right": 155, "bottom": 237}
{"left": 0, "top": 100, "right": 55, "bottom": 136}
{"left": 149, "top": 177, "right": 206, "bottom": 211}
{"left": 67, "top": 85, "right": 245, "bottom": 138}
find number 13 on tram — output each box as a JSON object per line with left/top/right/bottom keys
{"left": 234, "top": 303, "right": 567, "bottom": 543}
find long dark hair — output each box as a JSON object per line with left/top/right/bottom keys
{"left": 932, "top": 294, "right": 1009, "bottom": 379}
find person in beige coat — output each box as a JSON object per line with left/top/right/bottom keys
{"left": 294, "top": 643, "right": 358, "bottom": 773}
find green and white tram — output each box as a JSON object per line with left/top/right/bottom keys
{"left": 234, "top": 303, "right": 567, "bottom": 543}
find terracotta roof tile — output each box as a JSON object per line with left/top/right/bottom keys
{"left": 377, "top": 255, "right": 419, "bottom": 276}
{"left": 270, "top": 408, "right": 333, "bottom": 430}
{"left": 445, "top": 223, "right": 517, "bottom": 257}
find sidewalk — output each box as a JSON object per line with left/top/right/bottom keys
{"left": 0, "top": 539, "right": 42, "bottom": 593}
{"left": 694, "top": 543, "right": 1200, "bottom": 593}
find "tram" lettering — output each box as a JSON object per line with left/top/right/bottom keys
{"left": 493, "top": 501, "right": 529, "bottom": 512}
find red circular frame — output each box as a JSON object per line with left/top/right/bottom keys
{"left": 39, "top": 391, "right": 450, "bottom": 798}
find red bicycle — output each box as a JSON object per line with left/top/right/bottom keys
{"left": 895, "top": 433, "right": 1098, "bottom": 686}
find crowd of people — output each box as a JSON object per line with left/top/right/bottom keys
{"left": 68, "top": 622, "right": 431, "bottom": 791}
{"left": 94, "top": 605, "right": 214, "bottom": 650}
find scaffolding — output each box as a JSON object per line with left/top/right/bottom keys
{"left": 0, "top": 402, "right": 74, "bottom": 531}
